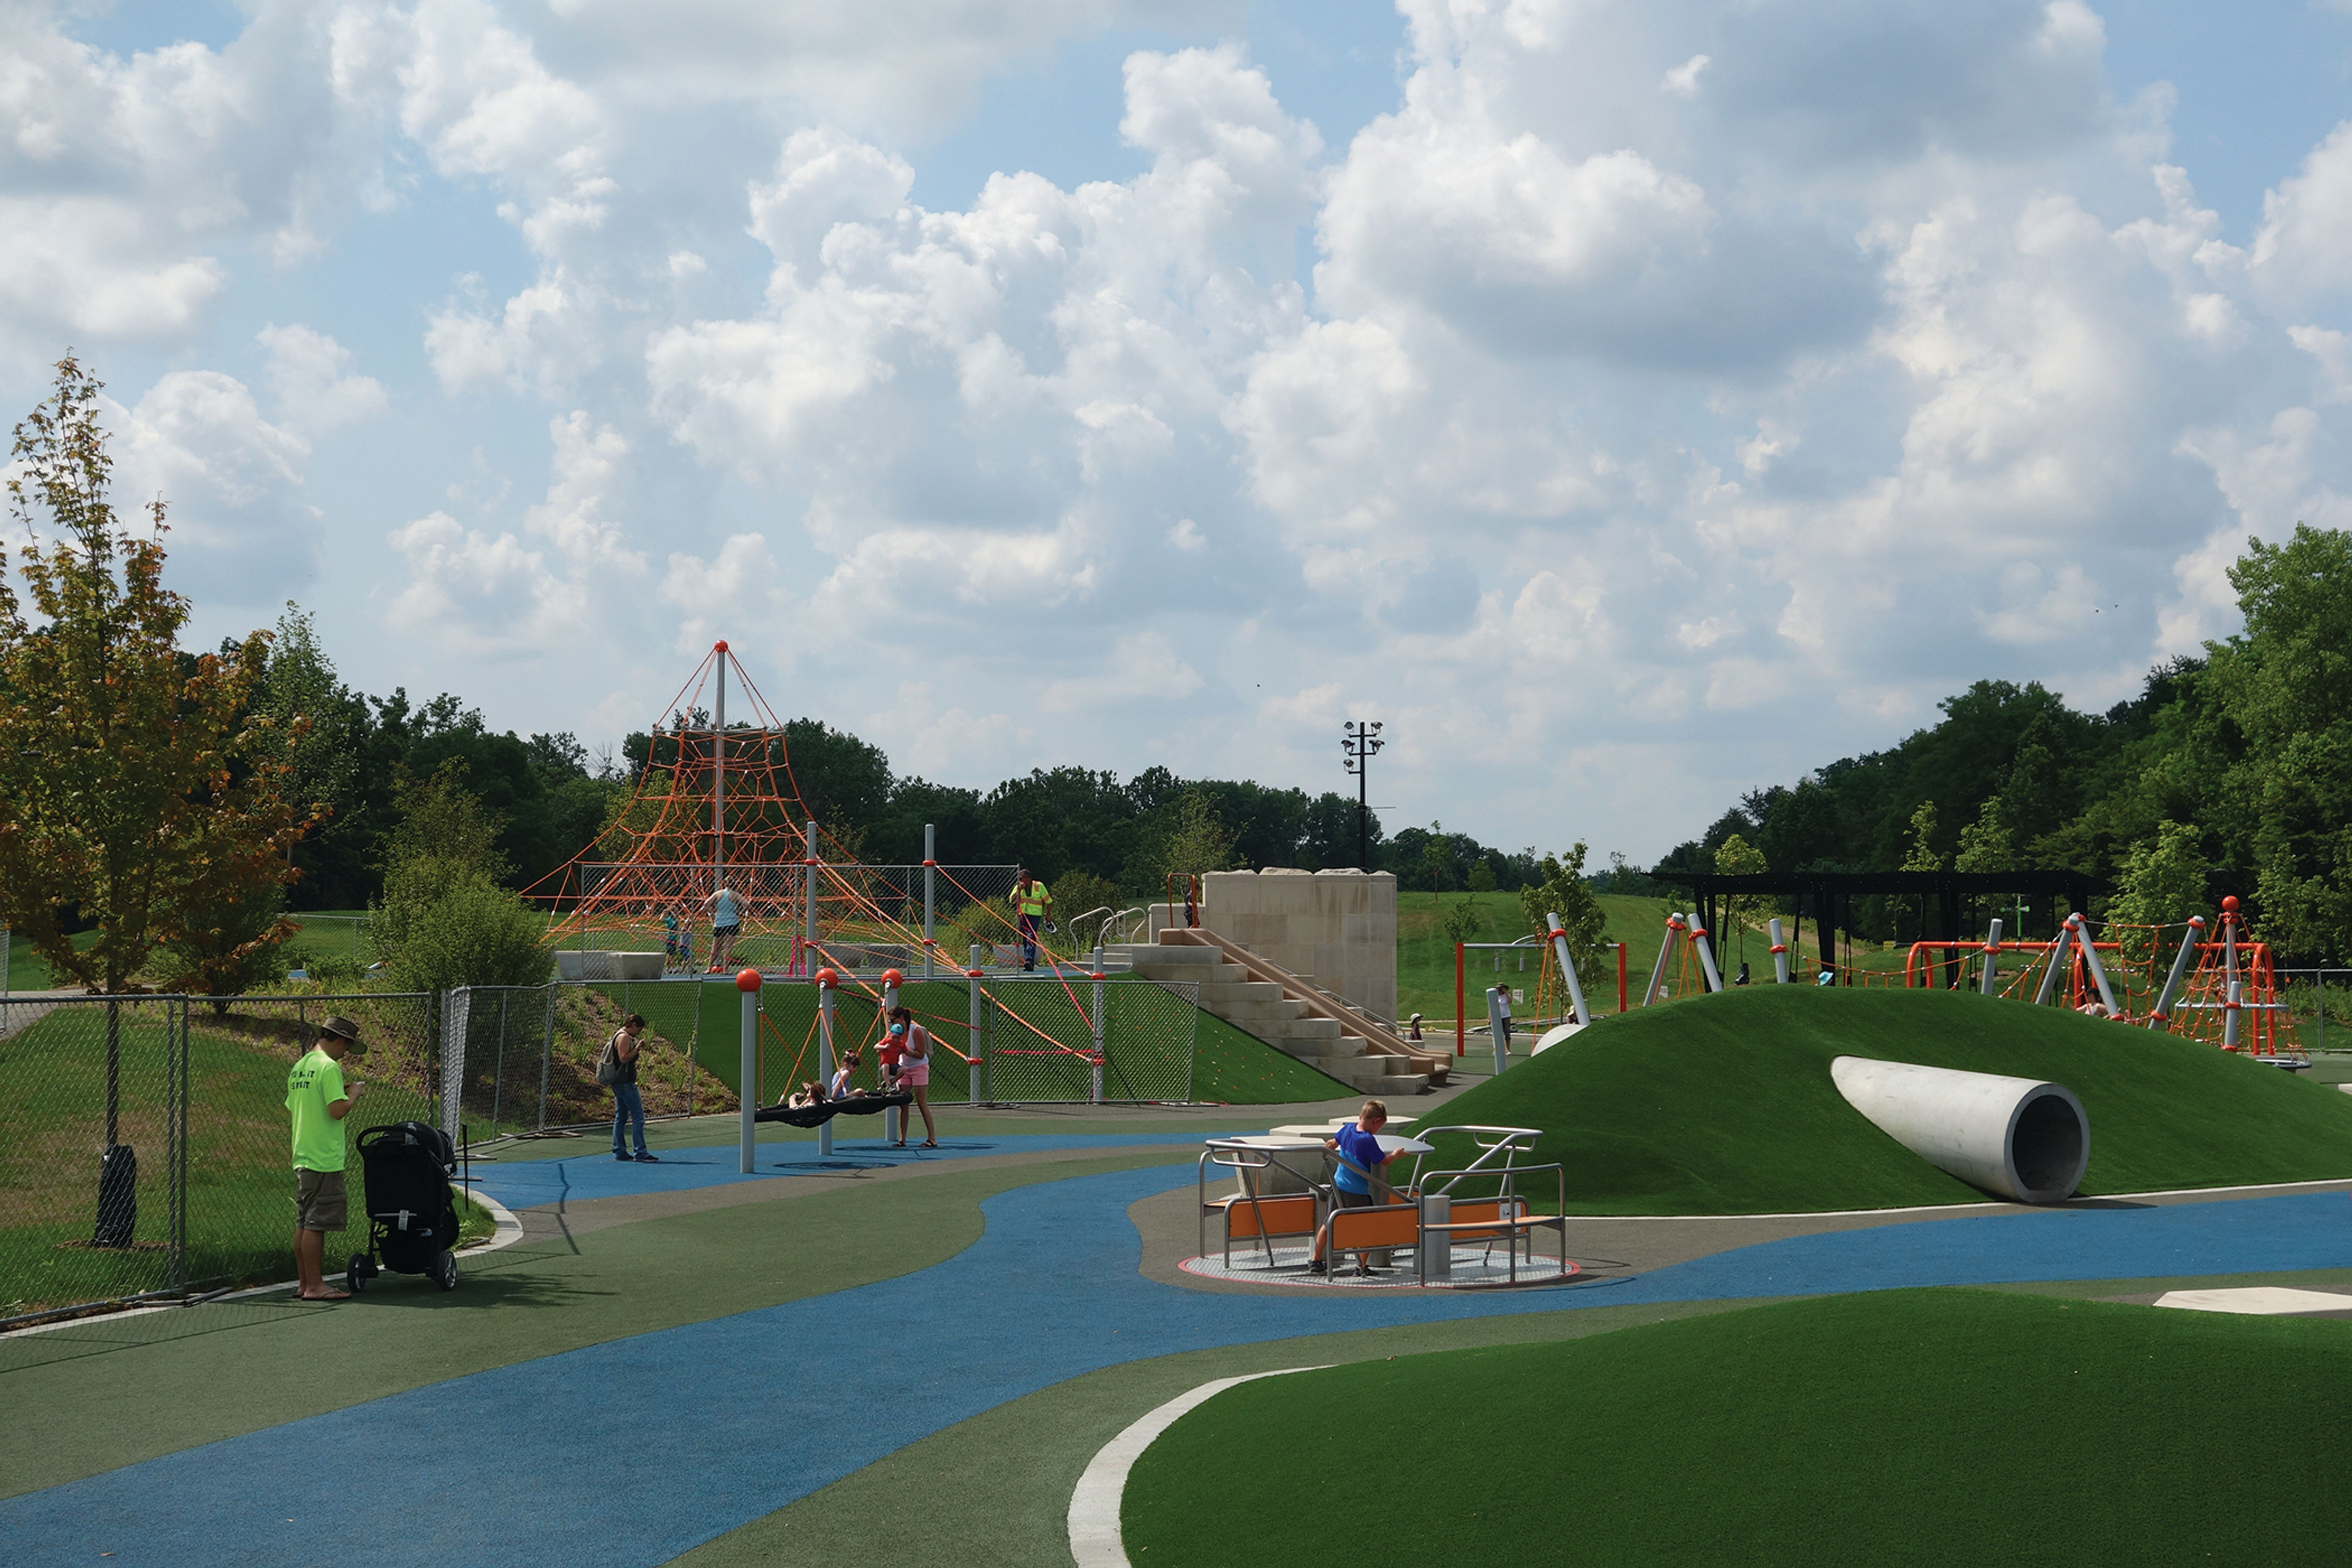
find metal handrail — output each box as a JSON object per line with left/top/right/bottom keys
{"left": 1199, "top": 1140, "right": 1332, "bottom": 1267}
{"left": 1400, "top": 1125, "right": 1544, "bottom": 1197}
{"left": 1409, "top": 1161, "right": 1569, "bottom": 1285}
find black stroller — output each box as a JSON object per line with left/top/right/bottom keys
{"left": 348, "top": 1120, "right": 463, "bottom": 1292}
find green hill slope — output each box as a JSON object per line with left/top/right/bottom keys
{"left": 1125, "top": 1289, "right": 2352, "bottom": 1568}
{"left": 1425, "top": 986, "right": 2352, "bottom": 1214}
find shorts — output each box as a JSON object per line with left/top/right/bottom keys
{"left": 294, "top": 1167, "right": 347, "bottom": 1232}
{"left": 896, "top": 1061, "right": 930, "bottom": 1088}
{"left": 712, "top": 923, "right": 741, "bottom": 937}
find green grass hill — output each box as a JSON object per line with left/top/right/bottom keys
{"left": 1422, "top": 986, "right": 2352, "bottom": 1214}
{"left": 1123, "top": 1289, "right": 2352, "bottom": 1567}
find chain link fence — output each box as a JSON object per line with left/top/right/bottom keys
{"left": 1, "top": 990, "right": 441, "bottom": 1330}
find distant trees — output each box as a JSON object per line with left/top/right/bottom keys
{"left": 1657, "top": 524, "right": 2352, "bottom": 962}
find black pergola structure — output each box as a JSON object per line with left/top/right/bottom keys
{"left": 1656, "top": 871, "right": 2104, "bottom": 989}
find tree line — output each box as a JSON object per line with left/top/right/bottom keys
{"left": 1656, "top": 524, "right": 2352, "bottom": 963}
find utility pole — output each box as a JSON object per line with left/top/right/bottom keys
{"left": 1341, "top": 719, "right": 1384, "bottom": 872}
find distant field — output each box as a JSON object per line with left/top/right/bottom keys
{"left": 1396, "top": 890, "right": 1682, "bottom": 1020}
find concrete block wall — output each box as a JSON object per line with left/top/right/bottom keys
{"left": 1193, "top": 868, "right": 1398, "bottom": 1022}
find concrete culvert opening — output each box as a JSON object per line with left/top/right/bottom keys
{"left": 1830, "top": 1057, "right": 2090, "bottom": 1205}
{"left": 2011, "top": 1090, "right": 2087, "bottom": 1199}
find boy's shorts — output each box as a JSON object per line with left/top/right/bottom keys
{"left": 294, "top": 1167, "right": 347, "bottom": 1232}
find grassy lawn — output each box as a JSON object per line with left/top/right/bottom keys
{"left": 1423, "top": 984, "right": 2352, "bottom": 1215}
{"left": 1123, "top": 1288, "right": 2352, "bottom": 1567}
{"left": 1, "top": 1000, "right": 481, "bottom": 1319}
{"left": 1397, "top": 890, "right": 1678, "bottom": 1019}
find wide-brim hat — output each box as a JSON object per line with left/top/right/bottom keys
{"left": 319, "top": 1015, "right": 368, "bottom": 1052}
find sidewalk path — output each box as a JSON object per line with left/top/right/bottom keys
{"left": 7, "top": 1166, "right": 2348, "bottom": 1567}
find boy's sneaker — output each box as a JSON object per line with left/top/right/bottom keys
{"left": 613, "top": 1152, "right": 633, "bottom": 1161}
{"left": 1306, "top": 1260, "right": 1328, "bottom": 1275}
{"left": 634, "top": 1152, "right": 659, "bottom": 1163}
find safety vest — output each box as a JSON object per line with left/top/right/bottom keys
{"left": 1013, "top": 881, "right": 1050, "bottom": 917}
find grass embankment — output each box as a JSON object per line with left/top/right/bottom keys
{"left": 1423, "top": 986, "right": 2352, "bottom": 1215}
{"left": 0, "top": 1003, "right": 488, "bottom": 1318}
{"left": 1124, "top": 1288, "right": 2352, "bottom": 1567}
{"left": 1398, "top": 891, "right": 1676, "bottom": 1019}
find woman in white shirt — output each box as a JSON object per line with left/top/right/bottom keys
{"left": 885, "top": 1008, "right": 938, "bottom": 1148}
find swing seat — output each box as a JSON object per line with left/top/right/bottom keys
{"left": 753, "top": 1091, "right": 913, "bottom": 1128}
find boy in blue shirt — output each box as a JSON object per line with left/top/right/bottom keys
{"left": 1308, "top": 1099, "right": 1401, "bottom": 1275}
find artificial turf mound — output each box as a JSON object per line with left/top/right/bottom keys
{"left": 1123, "top": 1288, "right": 2352, "bottom": 1567}
{"left": 1428, "top": 986, "right": 2352, "bottom": 1214}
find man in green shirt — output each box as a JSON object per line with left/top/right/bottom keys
{"left": 285, "top": 1016, "right": 368, "bottom": 1301}
{"left": 1008, "top": 871, "right": 1053, "bottom": 971}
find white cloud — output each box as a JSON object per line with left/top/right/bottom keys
{"left": 257, "top": 323, "right": 388, "bottom": 431}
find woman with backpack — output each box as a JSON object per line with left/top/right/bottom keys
{"left": 601, "top": 1014, "right": 657, "bottom": 1163}
{"left": 886, "top": 1008, "right": 938, "bottom": 1148}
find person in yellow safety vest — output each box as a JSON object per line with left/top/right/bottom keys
{"left": 1008, "top": 871, "right": 1054, "bottom": 971}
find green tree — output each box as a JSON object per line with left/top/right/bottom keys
{"left": 1466, "top": 859, "right": 1498, "bottom": 894}
{"left": 0, "top": 355, "right": 309, "bottom": 993}
{"left": 372, "top": 761, "right": 548, "bottom": 990}
{"left": 1441, "top": 898, "right": 1485, "bottom": 944}
{"left": 1518, "top": 841, "right": 1608, "bottom": 990}
{"left": 2104, "top": 820, "right": 2209, "bottom": 967}
{"left": 1138, "top": 788, "right": 1242, "bottom": 893}
{"left": 1953, "top": 799, "right": 2016, "bottom": 874}
{"left": 1713, "top": 832, "right": 1770, "bottom": 963}
{"left": 1422, "top": 821, "right": 1453, "bottom": 905}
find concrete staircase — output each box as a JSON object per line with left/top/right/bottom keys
{"left": 1107, "top": 935, "right": 1433, "bottom": 1095}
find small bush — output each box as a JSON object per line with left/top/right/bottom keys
{"left": 382, "top": 870, "right": 551, "bottom": 992}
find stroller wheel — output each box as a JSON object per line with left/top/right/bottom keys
{"left": 347, "top": 1253, "right": 374, "bottom": 1293}
{"left": 431, "top": 1251, "right": 459, "bottom": 1291}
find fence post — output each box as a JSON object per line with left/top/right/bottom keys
{"left": 968, "top": 959, "right": 985, "bottom": 1107}
{"left": 168, "top": 997, "right": 189, "bottom": 1292}
{"left": 924, "top": 823, "right": 937, "bottom": 981}
{"left": 1090, "top": 954, "right": 1106, "bottom": 1106}
{"left": 537, "top": 987, "right": 556, "bottom": 1130}
{"left": 440, "top": 988, "right": 470, "bottom": 1140}
{"left": 738, "top": 968, "right": 761, "bottom": 1174}
{"left": 816, "top": 967, "right": 837, "bottom": 1158}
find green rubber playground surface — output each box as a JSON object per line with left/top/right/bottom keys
{"left": 1426, "top": 986, "right": 2352, "bottom": 1214}
{"left": 1122, "top": 1287, "right": 2352, "bottom": 1567}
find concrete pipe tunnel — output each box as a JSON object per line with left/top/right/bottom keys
{"left": 1830, "top": 1057, "right": 2090, "bottom": 1205}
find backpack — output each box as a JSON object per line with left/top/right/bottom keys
{"left": 595, "top": 1031, "right": 622, "bottom": 1087}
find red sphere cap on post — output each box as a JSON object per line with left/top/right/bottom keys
{"left": 881, "top": 968, "right": 905, "bottom": 988}
{"left": 715, "top": 639, "right": 729, "bottom": 653}
{"left": 815, "top": 967, "right": 839, "bottom": 989}
{"left": 2222, "top": 895, "right": 2239, "bottom": 912}
{"left": 734, "top": 968, "right": 762, "bottom": 992}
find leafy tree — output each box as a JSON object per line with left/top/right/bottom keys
{"left": 1421, "top": 821, "right": 1453, "bottom": 905}
{"left": 1713, "top": 832, "right": 1770, "bottom": 963}
{"left": 1953, "top": 799, "right": 2016, "bottom": 875}
{"left": 1441, "top": 898, "right": 1485, "bottom": 943}
{"left": 1136, "top": 788, "right": 1242, "bottom": 893}
{"left": 2105, "top": 820, "right": 2210, "bottom": 967}
{"left": 0, "top": 355, "right": 309, "bottom": 993}
{"left": 372, "top": 761, "right": 548, "bottom": 989}
{"left": 1466, "top": 859, "right": 1498, "bottom": 894}
{"left": 1518, "top": 842, "right": 1608, "bottom": 989}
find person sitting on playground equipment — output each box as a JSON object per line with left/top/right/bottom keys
{"left": 826, "top": 1050, "right": 861, "bottom": 1102}
{"left": 875, "top": 1027, "right": 904, "bottom": 1091}
{"left": 1307, "top": 1099, "right": 1404, "bottom": 1276}
{"left": 783, "top": 1079, "right": 827, "bottom": 1110}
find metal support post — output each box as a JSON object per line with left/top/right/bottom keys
{"left": 1690, "top": 922, "right": 1724, "bottom": 993}
{"left": 1979, "top": 917, "right": 2003, "bottom": 996}
{"left": 737, "top": 969, "right": 760, "bottom": 1174}
{"left": 816, "top": 969, "right": 837, "bottom": 1158}
{"left": 2032, "top": 922, "right": 2075, "bottom": 1006}
{"left": 1645, "top": 916, "right": 1681, "bottom": 1006}
{"left": 2071, "top": 914, "right": 2120, "bottom": 1016}
{"left": 1091, "top": 959, "right": 1107, "bottom": 1106}
{"left": 968, "top": 963, "right": 985, "bottom": 1106}
{"left": 881, "top": 971, "right": 902, "bottom": 1144}
{"left": 922, "top": 823, "right": 937, "bottom": 980}
{"left": 803, "top": 818, "right": 820, "bottom": 978}
{"left": 1487, "top": 986, "right": 1510, "bottom": 1077}
{"left": 713, "top": 642, "right": 727, "bottom": 887}
{"left": 1768, "top": 918, "right": 1791, "bottom": 985}
{"left": 2151, "top": 916, "right": 2204, "bottom": 1025}
{"left": 1544, "top": 913, "right": 1591, "bottom": 1027}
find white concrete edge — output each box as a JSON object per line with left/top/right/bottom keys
{"left": 1068, "top": 1365, "right": 1329, "bottom": 1568}
{"left": 2, "top": 1182, "right": 523, "bottom": 1340}
{"left": 1589, "top": 1176, "right": 2352, "bottom": 1224}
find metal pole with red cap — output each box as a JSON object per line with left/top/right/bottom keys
{"left": 737, "top": 967, "right": 761, "bottom": 1174}
{"left": 816, "top": 967, "right": 839, "bottom": 1156}
{"left": 881, "top": 968, "right": 903, "bottom": 1144}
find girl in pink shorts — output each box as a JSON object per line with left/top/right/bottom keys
{"left": 886, "top": 1007, "right": 938, "bottom": 1148}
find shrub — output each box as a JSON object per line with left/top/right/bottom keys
{"left": 382, "top": 870, "right": 550, "bottom": 993}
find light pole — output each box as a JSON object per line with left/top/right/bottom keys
{"left": 1341, "top": 720, "right": 1384, "bottom": 872}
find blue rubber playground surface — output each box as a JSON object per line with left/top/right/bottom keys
{"left": 8, "top": 1161, "right": 2351, "bottom": 1568}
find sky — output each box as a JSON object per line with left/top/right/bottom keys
{"left": 7, "top": 1, "right": 2352, "bottom": 864}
